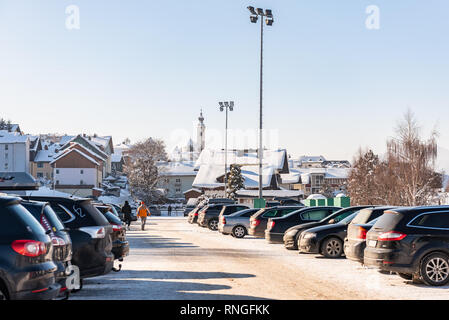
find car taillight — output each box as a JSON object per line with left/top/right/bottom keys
{"left": 378, "top": 231, "right": 406, "bottom": 241}
{"left": 79, "top": 226, "right": 106, "bottom": 239}
{"left": 194, "top": 212, "right": 198, "bottom": 216}
{"left": 357, "top": 227, "right": 367, "bottom": 240}
{"left": 51, "top": 236, "right": 66, "bottom": 246}
{"left": 12, "top": 240, "right": 47, "bottom": 257}
{"left": 251, "top": 219, "right": 260, "bottom": 227}
{"left": 112, "top": 224, "right": 123, "bottom": 232}
{"left": 268, "top": 221, "right": 275, "bottom": 229}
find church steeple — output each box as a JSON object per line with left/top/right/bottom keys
{"left": 197, "top": 109, "right": 206, "bottom": 152}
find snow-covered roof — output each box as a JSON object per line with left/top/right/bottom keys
{"left": 51, "top": 148, "right": 100, "bottom": 166}
{"left": 26, "top": 186, "right": 73, "bottom": 198}
{"left": 34, "top": 143, "right": 61, "bottom": 162}
{"left": 192, "top": 164, "right": 274, "bottom": 189}
{"left": 236, "top": 189, "right": 303, "bottom": 198}
{"left": 60, "top": 135, "right": 108, "bottom": 160}
{"left": 0, "top": 130, "right": 29, "bottom": 143}
{"left": 111, "top": 153, "right": 123, "bottom": 163}
{"left": 183, "top": 188, "right": 202, "bottom": 194}
{"left": 195, "top": 148, "right": 287, "bottom": 171}
{"left": 280, "top": 167, "right": 350, "bottom": 184}
{"left": 299, "top": 155, "right": 326, "bottom": 163}
{"left": 158, "top": 161, "right": 197, "bottom": 176}
{"left": 307, "top": 194, "right": 327, "bottom": 200}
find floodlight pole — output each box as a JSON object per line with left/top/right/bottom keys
{"left": 258, "top": 12, "right": 264, "bottom": 201}
{"left": 225, "top": 106, "right": 228, "bottom": 198}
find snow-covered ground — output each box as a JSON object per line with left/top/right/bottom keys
{"left": 70, "top": 217, "right": 449, "bottom": 300}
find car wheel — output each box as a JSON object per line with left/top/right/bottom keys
{"left": 232, "top": 226, "right": 247, "bottom": 238}
{"left": 420, "top": 252, "right": 449, "bottom": 286}
{"left": 321, "top": 237, "right": 343, "bottom": 258}
{"left": 208, "top": 219, "right": 219, "bottom": 231}
{"left": 397, "top": 273, "right": 413, "bottom": 280}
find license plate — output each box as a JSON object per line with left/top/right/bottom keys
{"left": 368, "top": 240, "right": 377, "bottom": 247}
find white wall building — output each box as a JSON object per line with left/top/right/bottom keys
{"left": 0, "top": 130, "right": 30, "bottom": 173}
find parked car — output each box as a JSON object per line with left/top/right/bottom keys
{"left": 149, "top": 205, "right": 161, "bottom": 216}
{"left": 249, "top": 206, "right": 304, "bottom": 238}
{"left": 265, "top": 206, "right": 342, "bottom": 244}
{"left": 107, "top": 203, "right": 124, "bottom": 221}
{"left": 0, "top": 195, "right": 61, "bottom": 300}
{"left": 93, "top": 204, "right": 130, "bottom": 262}
{"left": 283, "top": 206, "right": 373, "bottom": 250}
{"left": 199, "top": 204, "right": 250, "bottom": 231}
{"left": 21, "top": 196, "right": 114, "bottom": 284}
{"left": 265, "top": 201, "right": 281, "bottom": 207}
{"left": 298, "top": 206, "right": 394, "bottom": 258}
{"left": 184, "top": 205, "right": 196, "bottom": 217}
{"left": 187, "top": 203, "right": 207, "bottom": 224}
{"left": 364, "top": 205, "right": 449, "bottom": 286}
{"left": 218, "top": 208, "right": 260, "bottom": 238}
{"left": 21, "top": 200, "right": 73, "bottom": 298}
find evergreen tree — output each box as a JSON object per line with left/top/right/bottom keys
{"left": 227, "top": 164, "right": 245, "bottom": 200}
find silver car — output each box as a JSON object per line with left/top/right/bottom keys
{"left": 218, "top": 208, "right": 260, "bottom": 238}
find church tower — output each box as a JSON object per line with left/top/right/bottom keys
{"left": 197, "top": 109, "right": 206, "bottom": 152}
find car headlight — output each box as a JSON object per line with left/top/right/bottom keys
{"left": 303, "top": 233, "right": 316, "bottom": 239}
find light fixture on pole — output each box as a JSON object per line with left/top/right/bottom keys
{"left": 247, "top": 6, "right": 274, "bottom": 203}
{"left": 219, "top": 101, "right": 234, "bottom": 198}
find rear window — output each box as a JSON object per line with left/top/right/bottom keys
{"left": 263, "top": 209, "right": 278, "bottom": 217}
{"left": 351, "top": 209, "right": 375, "bottom": 224}
{"left": 103, "top": 211, "right": 122, "bottom": 225}
{"left": 339, "top": 212, "right": 359, "bottom": 225}
{"left": 0, "top": 204, "right": 47, "bottom": 238}
{"left": 49, "top": 200, "right": 109, "bottom": 228}
{"left": 331, "top": 209, "right": 358, "bottom": 223}
{"left": 371, "top": 211, "right": 403, "bottom": 230}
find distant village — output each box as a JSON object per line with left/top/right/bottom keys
{"left": 0, "top": 112, "right": 353, "bottom": 206}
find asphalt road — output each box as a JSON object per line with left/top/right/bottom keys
{"left": 70, "top": 217, "right": 449, "bottom": 300}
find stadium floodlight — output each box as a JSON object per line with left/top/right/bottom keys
{"left": 256, "top": 8, "right": 264, "bottom": 15}
{"left": 247, "top": 6, "right": 257, "bottom": 15}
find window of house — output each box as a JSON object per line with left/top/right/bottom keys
{"left": 37, "top": 162, "right": 44, "bottom": 168}
{"left": 56, "top": 180, "right": 60, "bottom": 185}
{"left": 80, "top": 169, "right": 84, "bottom": 174}
{"left": 176, "top": 178, "right": 181, "bottom": 182}
{"left": 80, "top": 180, "right": 84, "bottom": 185}
{"left": 56, "top": 169, "right": 59, "bottom": 174}
{"left": 37, "top": 172, "right": 43, "bottom": 178}
{"left": 5, "top": 153, "right": 8, "bottom": 159}
{"left": 175, "top": 188, "right": 181, "bottom": 192}
{"left": 4, "top": 145, "right": 8, "bottom": 150}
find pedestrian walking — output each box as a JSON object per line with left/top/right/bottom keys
{"left": 167, "top": 205, "right": 172, "bottom": 216}
{"left": 121, "top": 201, "right": 132, "bottom": 230}
{"left": 136, "top": 201, "right": 151, "bottom": 231}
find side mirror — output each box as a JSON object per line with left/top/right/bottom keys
{"left": 328, "top": 219, "right": 336, "bottom": 224}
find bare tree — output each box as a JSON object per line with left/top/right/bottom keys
{"left": 386, "top": 109, "right": 441, "bottom": 206}
{"left": 348, "top": 110, "right": 442, "bottom": 206}
{"left": 124, "top": 138, "right": 168, "bottom": 204}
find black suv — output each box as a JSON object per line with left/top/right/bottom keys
{"left": 364, "top": 206, "right": 449, "bottom": 286}
{"left": 198, "top": 204, "right": 249, "bottom": 230}
{"left": 22, "top": 200, "right": 73, "bottom": 298}
{"left": 0, "top": 196, "right": 61, "bottom": 300}
{"left": 249, "top": 206, "right": 304, "bottom": 238}
{"left": 21, "top": 196, "right": 114, "bottom": 282}
{"left": 94, "top": 203, "right": 129, "bottom": 261}
{"left": 265, "top": 206, "right": 342, "bottom": 244}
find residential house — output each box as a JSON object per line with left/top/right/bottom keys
{"left": 51, "top": 143, "right": 104, "bottom": 197}
{"left": 157, "top": 160, "right": 197, "bottom": 199}
{"left": 0, "top": 130, "right": 30, "bottom": 173}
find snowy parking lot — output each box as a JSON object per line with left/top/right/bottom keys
{"left": 71, "top": 217, "right": 449, "bottom": 300}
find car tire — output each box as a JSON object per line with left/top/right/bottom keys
{"left": 397, "top": 273, "right": 413, "bottom": 280}
{"left": 232, "top": 226, "right": 247, "bottom": 239}
{"left": 419, "top": 252, "right": 449, "bottom": 286}
{"left": 208, "top": 219, "right": 219, "bottom": 231}
{"left": 321, "top": 237, "right": 343, "bottom": 258}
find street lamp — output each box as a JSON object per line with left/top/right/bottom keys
{"left": 247, "top": 6, "right": 274, "bottom": 202}
{"left": 219, "top": 101, "right": 234, "bottom": 198}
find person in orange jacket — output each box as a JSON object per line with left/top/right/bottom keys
{"left": 136, "top": 201, "right": 151, "bottom": 230}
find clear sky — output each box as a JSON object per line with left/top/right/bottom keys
{"left": 0, "top": 1, "right": 448, "bottom": 165}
